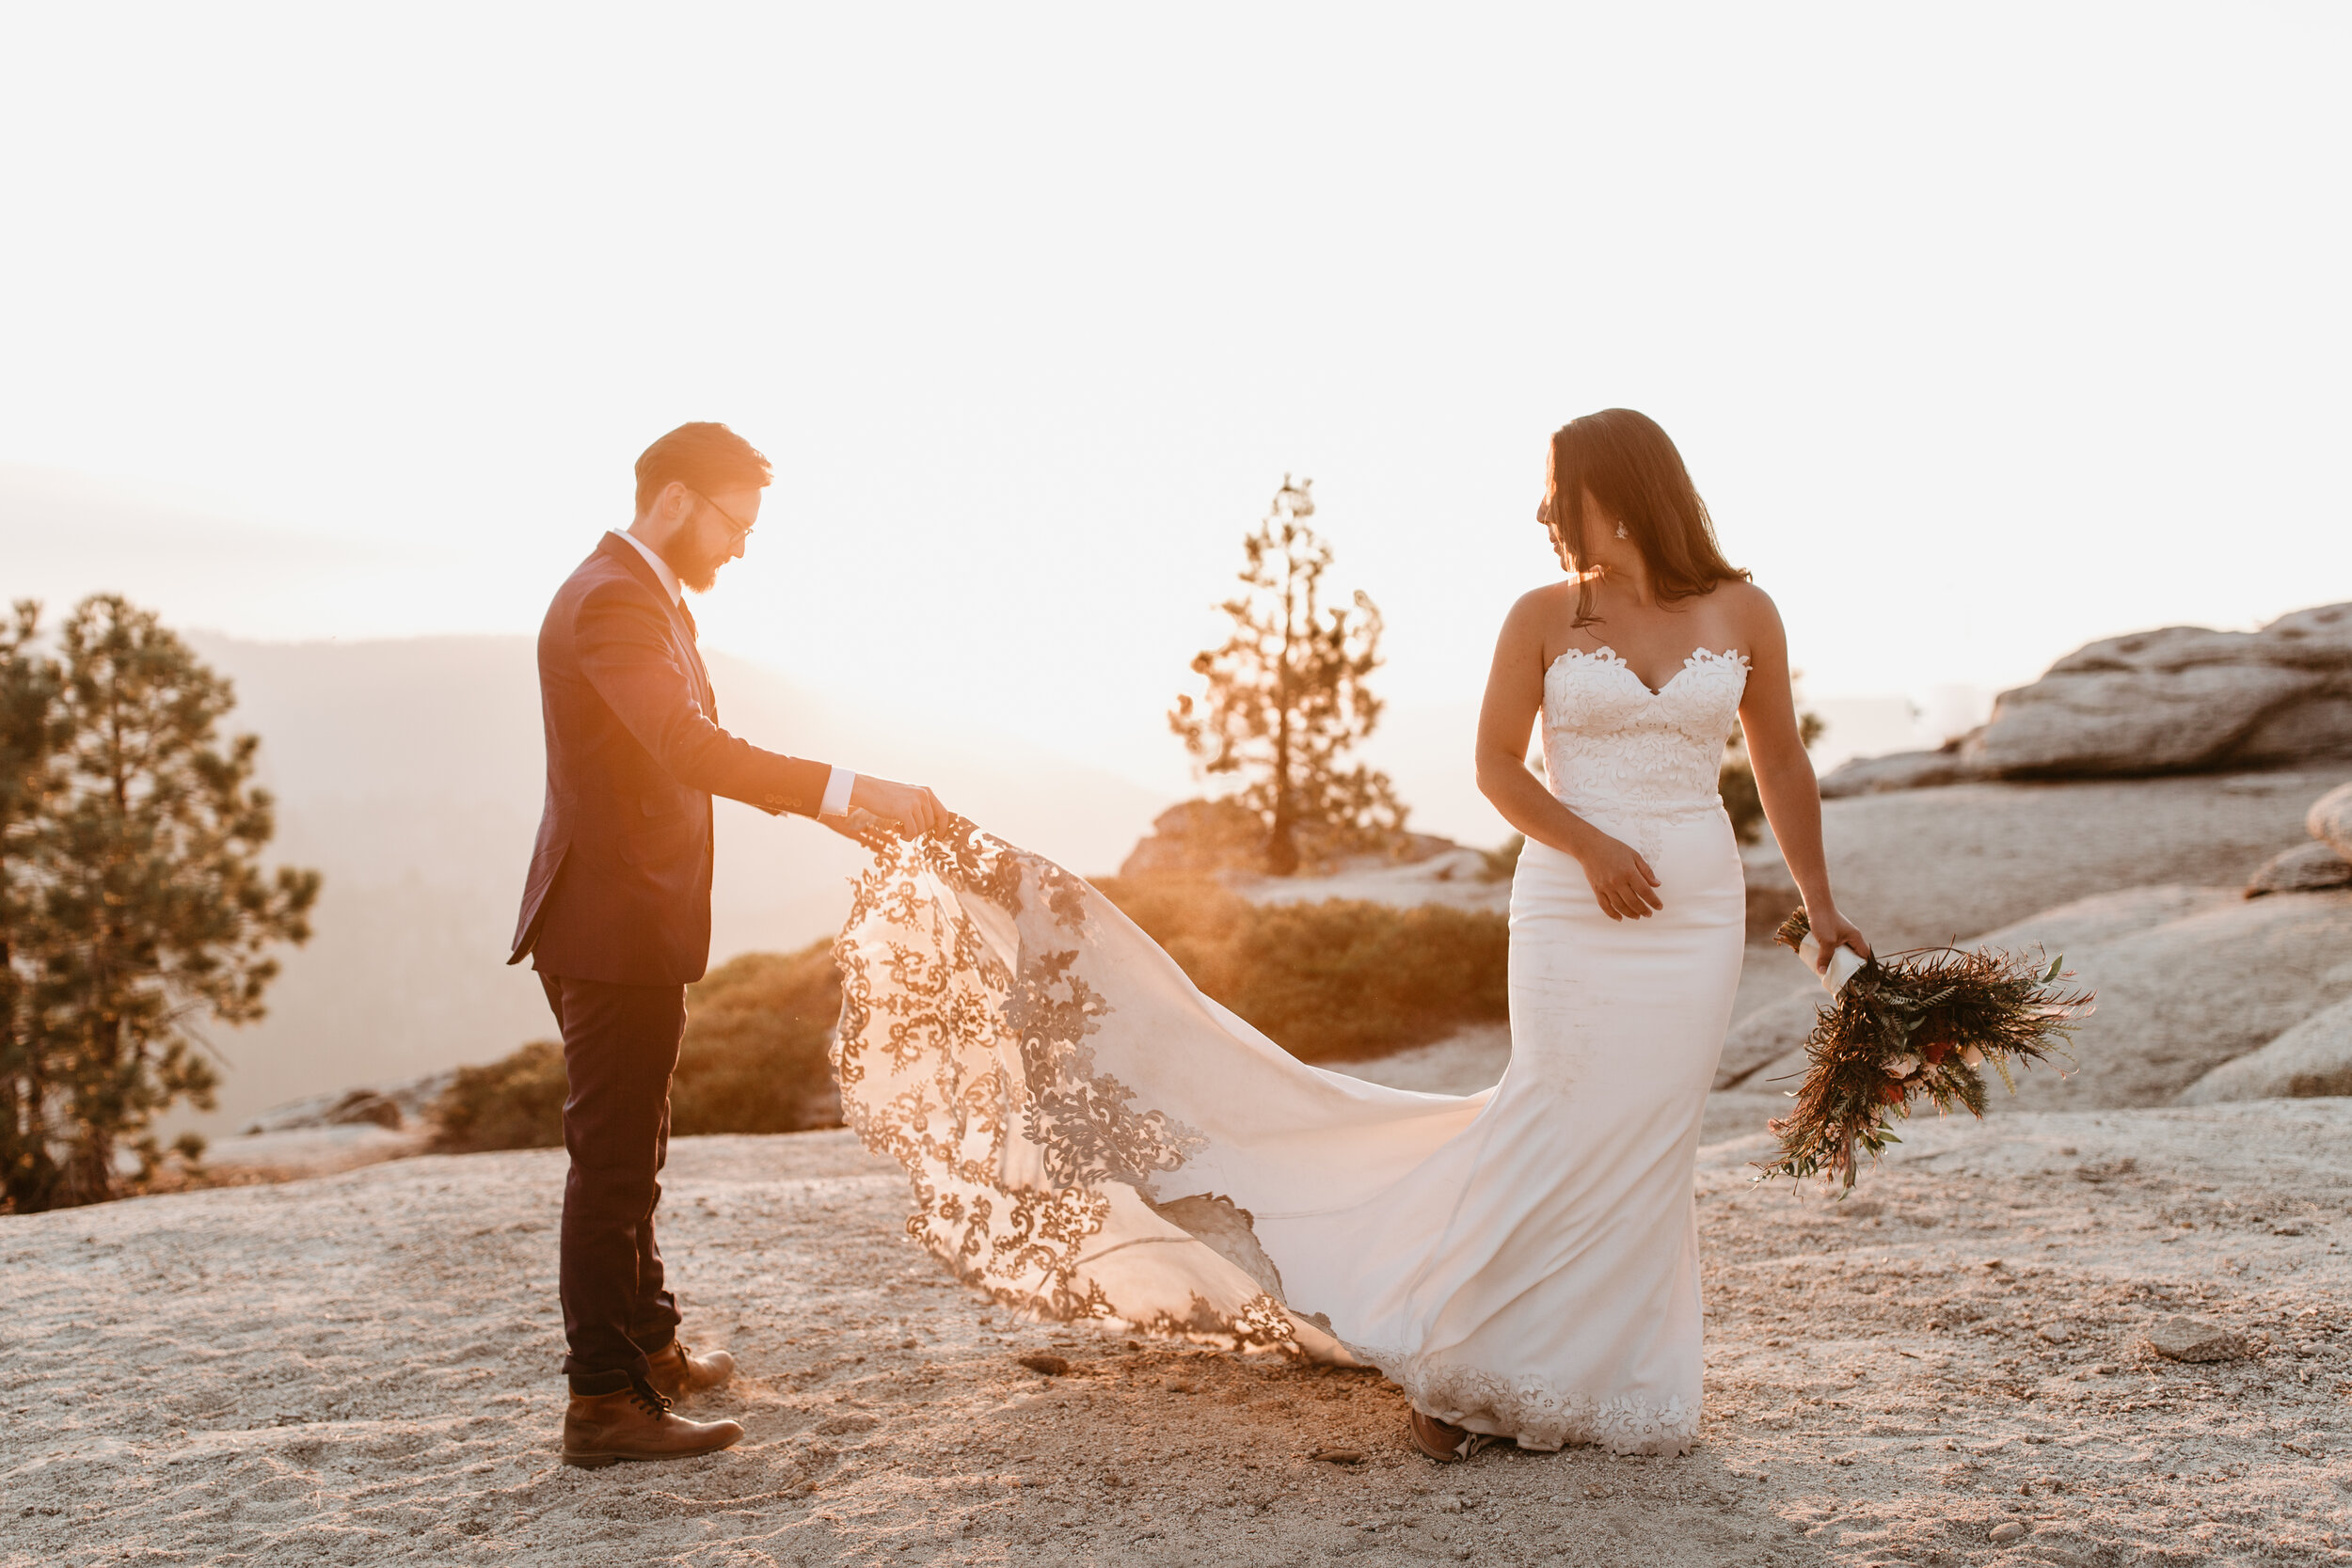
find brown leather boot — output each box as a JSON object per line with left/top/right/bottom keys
{"left": 644, "top": 1338, "right": 736, "bottom": 1402}
{"left": 562, "top": 1374, "right": 744, "bottom": 1469}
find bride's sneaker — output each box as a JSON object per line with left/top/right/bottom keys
{"left": 644, "top": 1338, "right": 735, "bottom": 1402}
{"left": 562, "top": 1373, "right": 743, "bottom": 1469}
{"left": 1408, "top": 1409, "right": 1499, "bottom": 1463}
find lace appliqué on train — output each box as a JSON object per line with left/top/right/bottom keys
{"left": 833, "top": 819, "right": 1292, "bottom": 1346}
{"left": 1352, "top": 1345, "right": 1699, "bottom": 1456}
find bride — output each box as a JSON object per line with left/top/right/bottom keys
{"left": 829, "top": 407, "right": 1870, "bottom": 1462}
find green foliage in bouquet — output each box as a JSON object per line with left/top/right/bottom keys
{"left": 1755, "top": 909, "right": 2094, "bottom": 1193}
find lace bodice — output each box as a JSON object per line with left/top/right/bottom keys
{"left": 1540, "top": 646, "right": 1750, "bottom": 819}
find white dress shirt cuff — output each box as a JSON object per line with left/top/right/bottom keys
{"left": 819, "top": 767, "right": 857, "bottom": 819}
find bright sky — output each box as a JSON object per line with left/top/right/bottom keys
{"left": 5, "top": 5, "right": 2347, "bottom": 837}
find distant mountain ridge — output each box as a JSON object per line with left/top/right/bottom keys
{"left": 167, "top": 633, "right": 1167, "bottom": 1133}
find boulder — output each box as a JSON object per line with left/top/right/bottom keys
{"left": 1716, "top": 990, "right": 1820, "bottom": 1090}
{"left": 1818, "top": 748, "right": 1984, "bottom": 800}
{"left": 2178, "top": 997, "right": 2352, "bottom": 1103}
{"left": 238, "top": 1069, "right": 456, "bottom": 1135}
{"left": 2246, "top": 841, "right": 2352, "bottom": 897}
{"left": 323, "top": 1089, "right": 404, "bottom": 1130}
{"left": 1740, "top": 843, "right": 1802, "bottom": 942}
{"left": 1233, "top": 847, "right": 1508, "bottom": 914}
{"left": 1713, "top": 772, "right": 2337, "bottom": 1086}
{"left": 1118, "top": 798, "right": 1454, "bottom": 879}
{"left": 1723, "top": 884, "right": 2352, "bottom": 1105}
{"left": 2313, "top": 782, "right": 2352, "bottom": 863}
{"left": 1815, "top": 768, "right": 2331, "bottom": 955}
{"left": 1721, "top": 883, "right": 2228, "bottom": 1091}
{"left": 1818, "top": 602, "right": 2352, "bottom": 795}
{"left": 1119, "top": 798, "right": 1271, "bottom": 878}
{"left": 1965, "top": 659, "right": 2321, "bottom": 777}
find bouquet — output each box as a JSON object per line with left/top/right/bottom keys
{"left": 1754, "top": 910, "right": 2095, "bottom": 1192}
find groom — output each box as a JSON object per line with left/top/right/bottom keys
{"left": 509, "top": 421, "right": 946, "bottom": 1468}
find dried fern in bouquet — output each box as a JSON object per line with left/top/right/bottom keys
{"left": 1754, "top": 910, "right": 2095, "bottom": 1193}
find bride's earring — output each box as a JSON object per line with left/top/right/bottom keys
{"left": 1614, "top": 520, "right": 1629, "bottom": 540}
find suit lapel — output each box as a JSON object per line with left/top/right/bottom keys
{"left": 597, "top": 533, "right": 716, "bottom": 715}
{"left": 675, "top": 601, "right": 717, "bottom": 718}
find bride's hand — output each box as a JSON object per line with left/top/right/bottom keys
{"left": 1805, "top": 906, "right": 1871, "bottom": 972}
{"left": 1577, "top": 834, "right": 1662, "bottom": 921}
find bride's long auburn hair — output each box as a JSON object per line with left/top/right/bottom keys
{"left": 1547, "top": 408, "right": 1748, "bottom": 628}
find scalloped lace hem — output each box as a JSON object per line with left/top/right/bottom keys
{"left": 1352, "top": 1345, "right": 1699, "bottom": 1456}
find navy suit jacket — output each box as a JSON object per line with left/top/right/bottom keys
{"left": 509, "top": 533, "right": 832, "bottom": 986}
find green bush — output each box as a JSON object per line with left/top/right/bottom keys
{"left": 668, "top": 942, "right": 843, "bottom": 1134}
{"left": 1480, "top": 835, "right": 1524, "bottom": 881}
{"left": 1719, "top": 753, "right": 1765, "bottom": 846}
{"left": 435, "top": 878, "right": 1511, "bottom": 1152}
{"left": 432, "top": 1038, "right": 567, "bottom": 1153}
{"left": 1095, "top": 876, "right": 1509, "bottom": 1062}
{"left": 1721, "top": 707, "right": 1826, "bottom": 846}
{"left": 433, "top": 939, "right": 845, "bottom": 1153}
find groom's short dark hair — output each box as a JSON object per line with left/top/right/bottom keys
{"left": 634, "top": 422, "right": 772, "bottom": 515}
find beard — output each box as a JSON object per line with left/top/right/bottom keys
{"left": 672, "top": 542, "right": 726, "bottom": 594}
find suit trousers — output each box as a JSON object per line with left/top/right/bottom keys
{"left": 538, "top": 970, "right": 688, "bottom": 1387}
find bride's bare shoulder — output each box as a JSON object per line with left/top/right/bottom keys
{"left": 1708, "top": 578, "right": 1788, "bottom": 656}
{"left": 1506, "top": 579, "right": 1578, "bottom": 623}
{"left": 1494, "top": 580, "right": 1576, "bottom": 649}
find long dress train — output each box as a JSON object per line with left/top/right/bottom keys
{"left": 829, "top": 647, "right": 1749, "bottom": 1455}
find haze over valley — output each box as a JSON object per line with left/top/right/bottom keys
{"left": 174, "top": 633, "right": 1163, "bottom": 1132}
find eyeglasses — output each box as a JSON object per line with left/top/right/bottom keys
{"left": 692, "top": 489, "right": 756, "bottom": 541}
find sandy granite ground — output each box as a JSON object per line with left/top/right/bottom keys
{"left": 8, "top": 1104, "right": 2352, "bottom": 1568}
{"left": 11, "top": 769, "right": 2345, "bottom": 1565}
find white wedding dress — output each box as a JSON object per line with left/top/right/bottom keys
{"left": 831, "top": 646, "right": 1749, "bottom": 1455}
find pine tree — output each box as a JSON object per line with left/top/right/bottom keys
{"left": 0, "top": 596, "right": 319, "bottom": 1212}
{"left": 1169, "top": 477, "right": 1405, "bottom": 876}
{"left": 0, "top": 603, "right": 67, "bottom": 1211}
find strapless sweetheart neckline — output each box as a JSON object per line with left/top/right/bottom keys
{"left": 1548, "top": 643, "right": 1741, "bottom": 697}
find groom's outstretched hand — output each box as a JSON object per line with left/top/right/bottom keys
{"left": 841, "top": 774, "right": 950, "bottom": 839}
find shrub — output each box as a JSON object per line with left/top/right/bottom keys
{"left": 1480, "top": 835, "right": 1524, "bottom": 881}
{"left": 1719, "top": 752, "right": 1765, "bottom": 845}
{"left": 433, "top": 939, "right": 845, "bottom": 1153}
{"left": 668, "top": 942, "right": 843, "bottom": 1134}
{"left": 1720, "top": 707, "right": 1826, "bottom": 846}
{"left": 432, "top": 1038, "right": 566, "bottom": 1153}
{"left": 1094, "top": 876, "right": 1509, "bottom": 1062}
{"left": 434, "top": 877, "right": 1510, "bottom": 1153}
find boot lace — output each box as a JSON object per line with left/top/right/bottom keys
{"left": 625, "top": 1370, "right": 673, "bottom": 1418}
